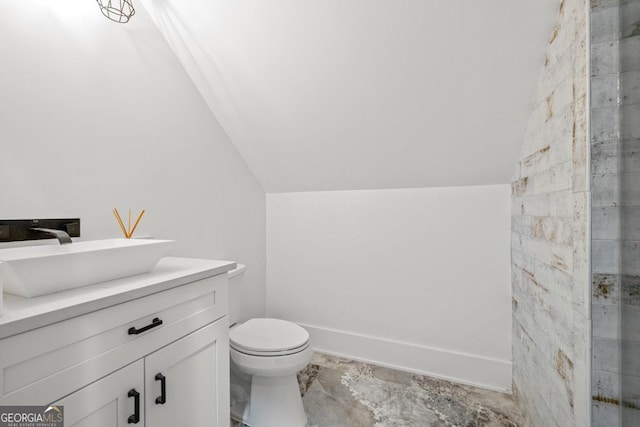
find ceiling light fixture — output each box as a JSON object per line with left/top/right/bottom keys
{"left": 96, "top": 0, "right": 135, "bottom": 23}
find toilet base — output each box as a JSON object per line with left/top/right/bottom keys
{"left": 244, "top": 374, "right": 307, "bottom": 427}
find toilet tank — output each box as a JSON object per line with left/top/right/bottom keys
{"left": 228, "top": 263, "right": 246, "bottom": 326}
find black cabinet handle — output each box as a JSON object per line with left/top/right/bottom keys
{"left": 155, "top": 373, "right": 167, "bottom": 405}
{"left": 128, "top": 318, "right": 163, "bottom": 335}
{"left": 127, "top": 388, "right": 140, "bottom": 424}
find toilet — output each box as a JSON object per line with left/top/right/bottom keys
{"left": 228, "top": 264, "right": 312, "bottom": 427}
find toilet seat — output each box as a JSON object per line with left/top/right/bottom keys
{"left": 230, "top": 318, "right": 310, "bottom": 357}
{"left": 231, "top": 341, "right": 310, "bottom": 357}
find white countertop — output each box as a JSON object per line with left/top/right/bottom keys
{"left": 0, "top": 257, "right": 235, "bottom": 339}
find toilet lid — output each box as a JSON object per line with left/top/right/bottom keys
{"left": 229, "top": 318, "right": 310, "bottom": 353}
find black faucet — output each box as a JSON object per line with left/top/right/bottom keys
{"left": 0, "top": 219, "right": 80, "bottom": 243}
{"left": 30, "top": 227, "right": 73, "bottom": 245}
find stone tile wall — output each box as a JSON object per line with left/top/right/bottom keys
{"left": 591, "top": 0, "right": 640, "bottom": 426}
{"left": 511, "top": 0, "right": 590, "bottom": 425}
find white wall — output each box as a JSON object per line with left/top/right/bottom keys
{"left": 137, "top": 0, "right": 558, "bottom": 192}
{"left": 267, "top": 185, "right": 512, "bottom": 390}
{"left": 0, "top": 0, "right": 266, "bottom": 319}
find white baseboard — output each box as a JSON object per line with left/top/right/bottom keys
{"left": 299, "top": 322, "right": 512, "bottom": 393}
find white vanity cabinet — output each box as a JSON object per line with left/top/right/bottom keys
{"left": 56, "top": 318, "right": 228, "bottom": 427}
{"left": 144, "top": 319, "right": 228, "bottom": 427}
{"left": 0, "top": 257, "right": 233, "bottom": 427}
{"left": 55, "top": 359, "right": 145, "bottom": 427}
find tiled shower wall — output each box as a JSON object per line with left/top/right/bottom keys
{"left": 591, "top": 0, "right": 640, "bottom": 425}
{"left": 511, "top": 0, "right": 590, "bottom": 425}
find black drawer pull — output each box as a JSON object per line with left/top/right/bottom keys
{"left": 128, "top": 317, "right": 163, "bottom": 335}
{"left": 127, "top": 388, "right": 140, "bottom": 424}
{"left": 155, "top": 373, "right": 167, "bottom": 404}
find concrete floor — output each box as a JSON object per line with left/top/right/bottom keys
{"left": 232, "top": 352, "right": 523, "bottom": 426}
{"left": 297, "top": 353, "right": 523, "bottom": 427}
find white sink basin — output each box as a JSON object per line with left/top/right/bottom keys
{"left": 0, "top": 239, "right": 174, "bottom": 297}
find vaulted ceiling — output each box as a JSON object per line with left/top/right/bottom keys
{"left": 142, "top": 0, "right": 559, "bottom": 192}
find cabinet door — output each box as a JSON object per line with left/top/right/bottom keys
{"left": 145, "top": 318, "right": 230, "bottom": 427}
{"left": 53, "top": 360, "right": 145, "bottom": 427}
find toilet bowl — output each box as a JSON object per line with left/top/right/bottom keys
{"left": 230, "top": 318, "right": 312, "bottom": 427}
{"left": 228, "top": 266, "right": 312, "bottom": 427}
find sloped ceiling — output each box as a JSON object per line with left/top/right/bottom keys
{"left": 142, "top": 0, "right": 559, "bottom": 192}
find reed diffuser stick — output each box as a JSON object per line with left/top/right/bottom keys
{"left": 113, "top": 209, "right": 128, "bottom": 238}
{"left": 129, "top": 210, "right": 145, "bottom": 238}
{"left": 113, "top": 208, "right": 146, "bottom": 238}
